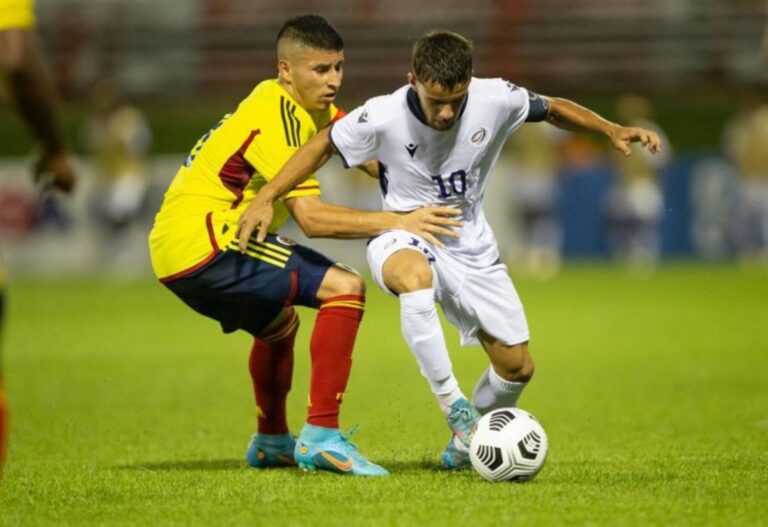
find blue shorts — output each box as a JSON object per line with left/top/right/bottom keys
{"left": 164, "top": 234, "right": 334, "bottom": 337}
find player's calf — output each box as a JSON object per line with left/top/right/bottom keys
{"left": 482, "top": 333, "right": 535, "bottom": 383}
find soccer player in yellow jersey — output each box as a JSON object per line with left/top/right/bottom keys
{"left": 0, "top": 0, "right": 77, "bottom": 480}
{"left": 149, "top": 15, "right": 459, "bottom": 476}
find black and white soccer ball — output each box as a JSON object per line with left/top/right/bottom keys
{"left": 469, "top": 407, "right": 548, "bottom": 482}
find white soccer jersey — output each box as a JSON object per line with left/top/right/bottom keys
{"left": 330, "top": 77, "right": 532, "bottom": 266}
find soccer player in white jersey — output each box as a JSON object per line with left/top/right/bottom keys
{"left": 239, "top": 30, "right": 662, "bottom": 469}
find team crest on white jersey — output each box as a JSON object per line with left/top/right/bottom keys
{"left": 470, "top": 127, "right": 488, "bottom": 146}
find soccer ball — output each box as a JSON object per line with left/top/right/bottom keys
{"left": 469, "top": 407, "right": 548, "bottom": 482}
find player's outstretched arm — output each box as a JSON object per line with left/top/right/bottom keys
{"left": 285, "top": 195, "right": 461, "bottom": 249}
{"left": 544, "top": 97, "right": 662, "bottom": 156}
{"left": 237, "top": 127, "right": 462, "bottom": 250}
{"left": 237, "top": 127, "right": 336, "bottom": 249}
{"left": 0, "top": 28, "right": 75, "bottom": 192}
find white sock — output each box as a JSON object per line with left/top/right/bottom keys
{"left": 400, "top": 288, "right": 463, "bottom": 414}
{"left": 471, "top": 366, "right": 528, "bottom": 415}
{"left": 436, "top": 387, "right": 465, "bottom": 417}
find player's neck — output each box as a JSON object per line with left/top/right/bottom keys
{"left": 278, "top": 79, "right": 305, "bottom": 110}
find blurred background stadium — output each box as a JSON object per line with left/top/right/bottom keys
{"left": 1, "top": 0, "right": 767, "bottom": 276}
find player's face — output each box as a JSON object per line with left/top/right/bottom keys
{"left": 279, "top": 47, "right": 344, "bottom": 112}
{"left": 409, "top": 74, "right": 469, "bottom": 131}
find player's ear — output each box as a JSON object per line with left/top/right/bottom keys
{"left": 278, "top": 60, "right": 292, "bottom": 84}
{"left": 407, "top": 72, "right": 416, "bottom": 88}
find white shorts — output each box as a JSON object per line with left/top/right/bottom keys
{"left": 366, "top": 230, "right": 530, "bottom": 347}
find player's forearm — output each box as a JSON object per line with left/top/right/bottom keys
{"left": 259, "top": 128, "right": 334, "bottom": 203}
{"left": 1, "top": 31, "right": 66, "bottom": 155}
{"left": 289, "top": 198, "right": 404, "bottom": 239}
{"left": 546, "top": 97, "right": 619, "bottom": 138}
{"left": 7, "top": 69, "right": 65, "bottom": 154}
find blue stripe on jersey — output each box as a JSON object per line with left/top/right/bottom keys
{"left": 406, "top": 88, "right": 429, "bottom": 126}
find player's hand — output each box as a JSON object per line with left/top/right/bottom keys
{"left": 237, "top": 197, "right": 274, "bottom": 251}
{"left": 609, "top": 126, "right": 662, "bottom": 156}
{"left": 399, "top": 206, "right": 463, "bottom": 249}
{"left": 33, "top": 151, "right": 76, "bottom": 194}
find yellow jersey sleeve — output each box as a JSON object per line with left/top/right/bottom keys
{"left": 0, "top": 0, "right": 35, "bottom": 30}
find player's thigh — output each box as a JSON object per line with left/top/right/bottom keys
{"left": 165, "top": 251, "right": 292, "bottom": 336}
{"left": 367, "top": 230, "right": 435, "bottom": 295}
{"left": 445, "top": 262, "right": 530, "bottom": 348}
{"left": 478, "top": 329, "right": 534, "bottom": 382}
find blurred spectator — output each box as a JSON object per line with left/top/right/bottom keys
{"left": 763, "top": 14, "right": 768, "bottom": 68}
{"left": 0, "top": 0, "right": 77, "bottom": 481}
{"left": 82, "top": 79, "right": 151, "bottom": 257}
{"left": 690, "top": 158, "right": 737, "bottom": 260}
{"left": 507, "top": 123, "right": 567, "bottom": 279}
{"left": 723, "top": 95, "right": 768, "bottom": 266}
{"left": 605, "top": 94, "right": 671, "bottom": 271}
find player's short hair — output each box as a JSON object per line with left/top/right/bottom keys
{"left": 411, "top": 30, "right": 473, "bottom": 89}
{"left": 277, "top": 15, "right": 344, "bottom": 51}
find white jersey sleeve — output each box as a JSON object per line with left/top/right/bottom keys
{"left": 499, "top": 79, "right": 531, "bottom": 135}
{"left": 329, "top": 104, "right": 378, "bottom": 168}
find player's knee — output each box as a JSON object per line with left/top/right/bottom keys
{"left": 386, "top": 263, "right": 433, "bottom": 294}
{"left": 333, "top": 272, "right": 365, "bottom": 296}
{"left": 318, "top": 264, "right": 366, "bottom": 300}
{"left": 337, "top": 271, "right": 366, "bottom": 297}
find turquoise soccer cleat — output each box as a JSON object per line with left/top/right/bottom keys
{"left": 441, "top": 434, "right": 471, "bottom": 470}
{"left": 294, "top": 424, "right": 389, "bottom": 476}
{"left": 446, "top": 398, "right": 481, "bottom": 449}
{"left": 246, "top": 433, "right": 297, "bottom": 468}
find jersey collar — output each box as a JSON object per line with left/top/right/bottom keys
{"left": 406, "top": 86, "right": 469, "bottom": 130}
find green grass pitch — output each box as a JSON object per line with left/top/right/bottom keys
{"left": 1, "top": 264, "right": 767, "bottom": 525}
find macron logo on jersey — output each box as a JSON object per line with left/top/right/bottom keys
{"left": 405, "top": 143, "right": 418, "bottom": 157}
{"left": 358, "top": 111, "right": 369, "bottom": 123}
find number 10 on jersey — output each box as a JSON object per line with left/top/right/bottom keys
{"left": 431, "top": 170, "right": 467, "bottom": 199}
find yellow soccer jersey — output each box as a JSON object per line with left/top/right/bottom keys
{"left": 149, "top": 79, "right": 343, "bottom": 281}
{"left": 0, "top": 0, "right": 35, "bottom": 30}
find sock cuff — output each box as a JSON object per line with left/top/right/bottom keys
{"left": 399, "top": 288, "right": 435, "bottom": 309}
{"left": 320, "top": 294, "right": 365, "bottom": 306}
{"left": 318, "top": 295, "right": 365, "bottom": 321}
{"left": 320, "top": 295, "right": 365, "bottom": 312}
{"left": 489, "top": 366, "right": 528, "bottom": 393}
